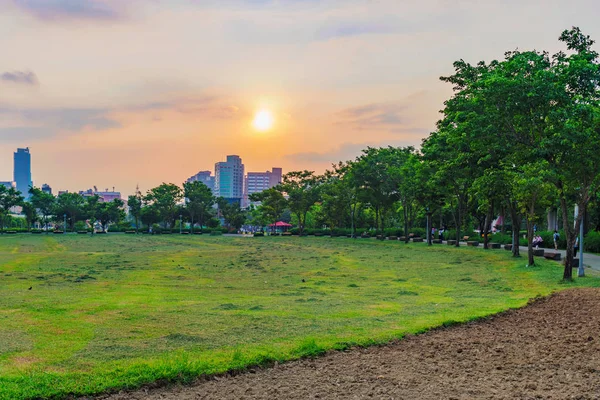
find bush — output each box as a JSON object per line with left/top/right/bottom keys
{"left": 210, "top": 230, "right": 223, "bottom": 236}
{"left": 585, "top": 231, "right": 600, "bottom": 253}
{"left": 253, "top": 232, "right": 265, "bottom": 237}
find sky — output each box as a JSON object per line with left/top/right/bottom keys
{"left": 1, "top": 0, "right": 599, "bottom": 196}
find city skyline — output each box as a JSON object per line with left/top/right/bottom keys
{"left": 1, "top": 1, "right": 599, "bottom": 194}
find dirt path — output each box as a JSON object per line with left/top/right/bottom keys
{"left": 95, "top": 288, "right": 600, "bottom": 400}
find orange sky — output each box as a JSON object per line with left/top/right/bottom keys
{"left": 1, "top": 0, "right": 599, "bottom": 196}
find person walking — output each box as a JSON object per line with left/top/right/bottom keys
{"left": 553, "top": 230, "right": 560, "bottom": 250}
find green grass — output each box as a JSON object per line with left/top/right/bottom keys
{"left": 0, "top": 235, "right": 597, "bottom": 399}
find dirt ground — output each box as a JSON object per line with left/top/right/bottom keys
{"left": 98, "top": 288, "right": 600, "bottom": 400}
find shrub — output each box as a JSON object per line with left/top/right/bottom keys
{"left": 585, "top": 231, "right": 600, "bottom": 253}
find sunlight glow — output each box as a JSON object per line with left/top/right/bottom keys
{"left": 252, "top": 109, "right": 274, "bottom": 132}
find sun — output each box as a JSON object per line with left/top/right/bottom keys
{"left": 252, "top": 109, "right": 274, "bottom": 132}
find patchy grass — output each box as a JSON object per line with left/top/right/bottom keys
{"left": 0, "top": 235, "right": 597, "bottom": 399}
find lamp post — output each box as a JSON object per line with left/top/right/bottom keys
{"left": 179, "top": 214, "right": 183, "bottom": 234}
{"left": 574, "top": 204, "right": 585, "bottom": 277}
{"left": 579, "top": 209, "right": 585, "bottom": 278}
{"left": 63, "top": 214, "right": 67, "bottom": 234}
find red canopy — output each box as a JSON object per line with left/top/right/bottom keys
{"left": 268, "top": 221, "right": 292, "bottom": 227}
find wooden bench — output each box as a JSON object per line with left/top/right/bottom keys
{"left": 388, "top": 236, "right": 398, "bottom": 241}
{"left": 533, "top": 249, "right": 545, "bottom": 257}
{"left": 412, "top": 237, "right": 424, "bottom": 243}
{"left": 447, "top": 240, "right": 457, "bottom": 246}
{"left": 432, "top": 239, "right": 443, "bottom": 244}
{"left": 490, "top": 243, "right": 501, "bottom": 249}
{"left": 467, "top": 241, "right": 479, "bottom": 247}
{"left": 544, "top": 252, "right": 561, "bottom": 261}
{"left": 504, "top": 244, "right": 513, "bottom": 251}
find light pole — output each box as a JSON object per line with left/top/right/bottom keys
{"left": 179, "top": 214, "right": 183, "bottom": 234}
{"left": 579, "top": 209, "right": 585, "bottom": 277}
{"left": 63, "top": 214, "right": 67, "bottom": 234}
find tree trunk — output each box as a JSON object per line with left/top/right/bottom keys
{"left": 509, "top": 202, "right": 520, "bottom": 258}
{"left": 427, "top": 212, "right": 432, "bottom": 246}
{"left": 403, "top": 206, "right": 409, "bottom": 244}
{"left": 526, "top": 217, "right": 535, "bottom": 267}
{"left": 483, "top": 201, "right": 493, "bottom": 250}
{"left": 560, "top": 193, "right": 576, "bottom": 280}
{"left": 455, "top": 199, "right": 462, "bottom": 247}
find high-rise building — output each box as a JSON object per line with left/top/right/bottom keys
{"left": 244, "top": 168, "right": 283, "bottom": 207}
{"left": 214, "top": 155, "right": 244, "bottom": 204}
{"left": 0, "top": 181, "right": 15, "bottom": 190}
{"left": 186, "top": 170, "right": 215, "bottom": 192}
{"left": 14, "top": 148, "right": 32, "bottom": 199}
{"left": 41, "top": 184, "right": 52, "bottom": 195}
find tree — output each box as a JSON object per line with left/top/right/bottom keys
{"left": 249, "top": 188, "right": 287, "bottom": 229}
{"left": 29, "top": 187, "right": 55, "bottom": 231}
{"left": 216, "top": 198, "right": 246, "bottom": 230}
{"left": 144, "top": 183, "right": 183, "bottom": 228}
{"left": 85, "top": 195, "right": 101, "bottom": 233}
{"left": 54, "top": 192, "right": 86, "bottom": 231}
{"left": 21, "top": 202, "right": 37, "bottom": 230}
{"left": 183, "top": 181, "right": 215, "bottom": 232}
{"left": 127, "top": 193, "right": 143, "bottom": 232}
{"left": 279, "top": 171, "right": 322, "bottom": 235}
{"left": 97, "top": 199, "right": 125, "bottom": 232}
{"left": 0, "top": 186, "right": 24, "bottom": 230}
{"left": 140, "top": 204, "right": 161, "bottom": 230}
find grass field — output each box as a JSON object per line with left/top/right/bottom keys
{"left": 0, "top": 234, "right": 598, "bottom": 399}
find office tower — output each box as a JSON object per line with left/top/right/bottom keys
{"left": 41, "top": 184, "right": 52, "bottom": 195}
{"left": 244, "top": 168, "right": 283, "bottom": 207}
{"left": 186, "top": 170, "right": 215, "bottom": 192}
{"left": 214, "top": 155, "right": 244, "bottom": 204}
{"left": 14, "top": 148, "right": 32, "bottom": 199}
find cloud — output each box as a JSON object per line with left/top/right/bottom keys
{"left": 1, "top": 70, "right": 39, "bottom": 85}
{"left": 286, "top": 141, "right": 413, "bottom": 164}
{"left": 335, "top": 103, "right": 407, "bottom": 130}
{"left": 0, "top": 106, "right": 121, "bottom": 141}
{"left": 11, "top": 0, "right": 122, "bottom": 20}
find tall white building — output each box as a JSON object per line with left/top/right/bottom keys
{"left": 214, "top": 155, "right": 244, "bottom": 203}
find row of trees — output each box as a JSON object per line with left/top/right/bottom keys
{"left": 249, "top": 27, "right": 600, "bottom": 281}
{"left": 0, "top": 185, "right": 126, "bottom": 232}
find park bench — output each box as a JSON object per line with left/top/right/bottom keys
{"left": 388, "top": 235, "right": 398, "bottom": 240}
{"left": 412, "top": 237, "right": 424, "bottom": 243}
{"left": 77, "top": 231, "right": 88, "bottom": 234}
{"left": 53, "top": 231, "right": 64, "bottom": 234}
{"left": 432, "top": 239, "right": 443, "bottom": 244}
{"left": 533, "top": 249, "right": 545, "bottom": 257}
{"left": 447, "top": 240, "right": 457, "bottom": 245}
{"left": 467, "top": 241, "right": 479, "bottom": 247}
{"left": 125, "top": 230, "right": 136, "bottom": 234}
{"left": 490, "top": 243, "right": 501, "bottom": 249}
{"left": 504, "top": 244, "right": 513, "bottom": 250}
{"left": 544, "top": 252, "right": 561, "bottom": 261}
{"left": 6, "top": 230, "right": 17, "bottom": 234}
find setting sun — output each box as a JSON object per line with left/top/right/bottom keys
{"left": 252, "top": 109, "right": 274, "bottom": 132}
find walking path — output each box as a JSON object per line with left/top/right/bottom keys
{"left": 442, "top": 240, "right": 600, "bottom": 273}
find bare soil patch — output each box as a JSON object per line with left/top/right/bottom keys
{"left": 97, "top": 288, "right": 600, "bottom": 400}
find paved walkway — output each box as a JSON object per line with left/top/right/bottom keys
{"left": 440, "top": 241, "right": 600, "bottom": 273}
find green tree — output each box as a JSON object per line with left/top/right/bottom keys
{"left": 54, "top": 192, "right": 86, "bottom": 231}
{"left": 183, "top": 181, "right": 215, "bottom": 232}
{"left": 279, "top": 171, "right": 322, "bottom": 235}
{"left": 98, "top": 200, "right": 125, "bottom": 232}
{"left": 144, "top": 183, "right": 183, "bottom": 228}
{"left": 127, "top": 193, "right": 143, "bottom": 232}
{"left": 249, "top": 188, "right": 287, "bottom": 229}
{"left": 29, "top": 187, "right": 55, "bottom": 232}
{"left": 21, "top": 202, "right": 37, "bottom": 230}
{"left": 216, "top": 198, "right": 246, "bottom": 230}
